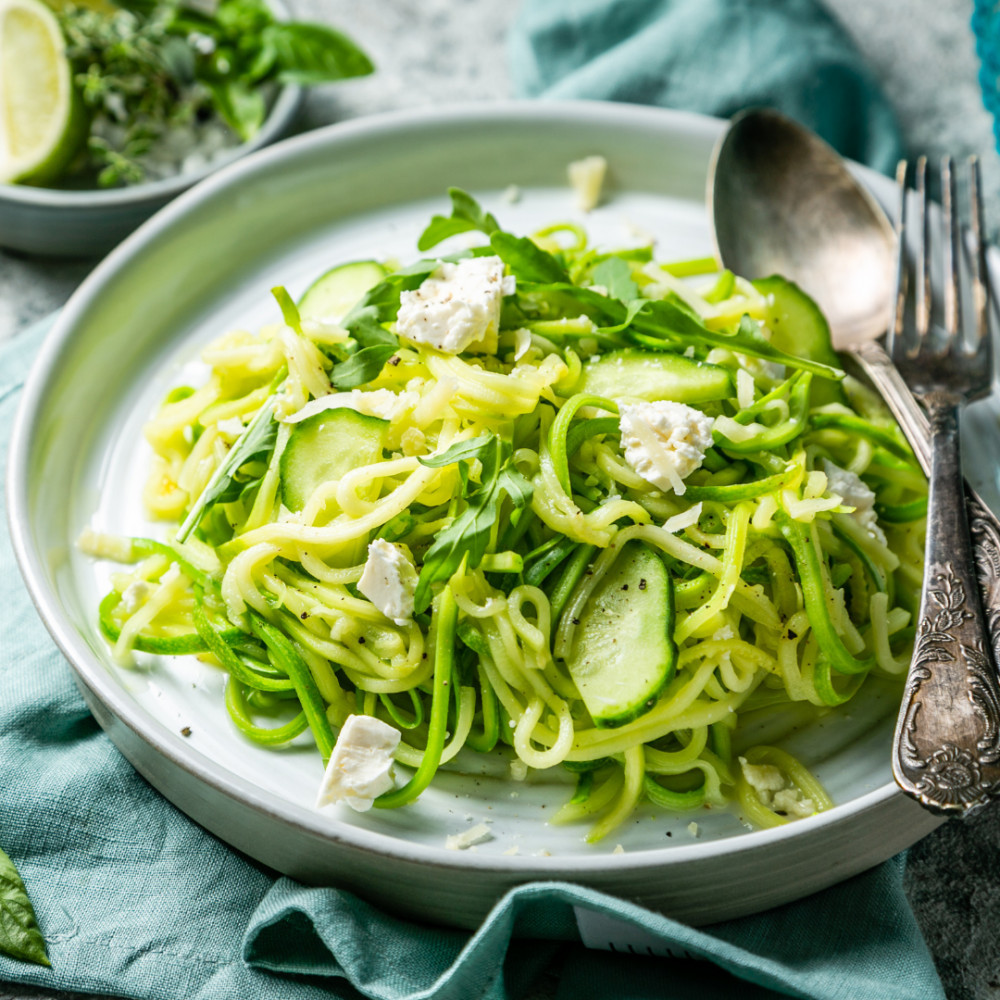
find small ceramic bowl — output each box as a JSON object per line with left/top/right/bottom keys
{"left": 0, "top": 44, "right": 301, "bottom": 259}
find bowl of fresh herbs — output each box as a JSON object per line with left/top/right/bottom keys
{"left": 0, "top": 0, "right": 373, "bottom": 257}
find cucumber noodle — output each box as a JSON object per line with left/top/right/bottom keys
{"left": 82, "top": 198, "right": 927, "bottom": 842}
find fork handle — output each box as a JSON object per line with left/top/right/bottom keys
{"left": 889, "top": 393, "right": 1000, "bottom": 813}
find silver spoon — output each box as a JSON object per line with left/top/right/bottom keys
{"left": 708, "top": 107, "right": 1000, "bottom": 815}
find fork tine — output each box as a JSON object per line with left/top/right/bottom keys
{"left": 969, "top": 155, "right": 990, "bottom": 352}
{"left": 915, "top": 156, "right": 931, "bottom": 341}
{"left": 888, "top": 159, "right": 909, "bottom": 360}
{"left": 941, "top": 155, "right": 962, "bottom": 346}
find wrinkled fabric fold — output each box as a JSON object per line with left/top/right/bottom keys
{"left": 508, "top": 0, "right": 904, "bottom": 173}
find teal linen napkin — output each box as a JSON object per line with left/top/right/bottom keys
{"left": 508, "top": 0, "right": 904, "bottom": 174}
{"left": 0, "top": 313, "right": 946, "bottom": 995}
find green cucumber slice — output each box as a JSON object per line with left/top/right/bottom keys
{"left": 299, "top": 260, "right": 388, "bottom": 322}
{"left": 280, "top": 408, "right": 388, "bottom": 512}
{"left": 566, "top": 540, "right": 677, "bottom": 728}
{"left": 575, "top": 348, "right": 732, "bottom": 403}
{"left": 753, "top": 276, "right": 844, "bottom": 405}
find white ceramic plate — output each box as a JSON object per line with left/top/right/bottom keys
{"left": 10, "top": 102, "right": 961, "bottom": 929}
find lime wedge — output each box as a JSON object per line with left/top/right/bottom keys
{"left": 0, "top": 0, "right": 84, "bottom": 184}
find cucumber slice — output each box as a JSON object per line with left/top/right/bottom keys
{"left": 575, "top": 349, "right": 732, "bottom": 403}
{"left": 299, "top": 260, "right": 388, "bottom": 322}
{"left": 566, "top": 541, "right": 677, "bottom": 728}
{"left": 753, "top": 276, "right": 845, "bottom": 405}
{"left": 280, "top": 408, "right": 388, "bottom": 512}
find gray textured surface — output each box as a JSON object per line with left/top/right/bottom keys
{"left": 2, "top": 1, "right": 1000, "bottom": 998}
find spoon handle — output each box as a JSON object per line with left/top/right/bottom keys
{"left": 853, "top": 340, "right": 1000, "bottom": 812}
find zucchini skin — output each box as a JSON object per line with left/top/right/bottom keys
{"left": 566, "top": 540, "right": 677, "bottom": 729}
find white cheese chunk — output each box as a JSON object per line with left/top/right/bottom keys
{"left": 316, "top": 714, "right": 401, "bottom": 812}
{"left": 739, "top": 757, "right": 816, "bottom": 819}
{"left": 822, "top": 460, "right": 887, "bottom": 546}
{"left": 568, "top": 155, "right": 607, "bottom": 212}
{"left": 662, "top": 502, "right": 703, "bottom": 534}
{"left": 396, "top": 256, "right": 515, "bottom": 355}
{"left": 618, "top": 400, "right": 714, "bottom": 496}
{"left": 358, "top": 539, "right": 418, "bottom": 626}
{"left": 445, "top": 821, "right": 494, "bottom": 851}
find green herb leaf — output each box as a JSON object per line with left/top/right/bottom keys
{"left": 414, "top": 434, "right": 534, "bottom": 611}
{"left": 591, "top": 257, "right": 638, "bottom": 302}
{"left": 417, "top": 188, "right": 501, "bottom": 252}
{"left": 264, "top": 22, "right": 374, "bottom": 85}
{"left": 418, "top": 434, "right": 496, "bottom": 469}
{"left": 630, "top": 304, "right": 844, "bottom": 379}
{"left": 490, "top": 232, "right": 570, "bottom": 284}
{"left": 0, "top": 847, "right": 50, "bottom": 967}
{"left": 497, "top": 466, "right": 533, "bottom": 508}
{"left": 330, "top": 344, "right": 398, "bottom": 390}
{"left": 177, "top": 399, "right": 278, "bottom": 542}
{"left": 208, "top": 80, "right": 266, "bottom": 141}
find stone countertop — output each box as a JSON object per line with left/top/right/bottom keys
{"left": 2, "top": 1, "right": 1000, "bottom": 999}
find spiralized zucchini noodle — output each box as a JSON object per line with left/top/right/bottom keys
{"left": 81, "top": 190, "right": 927, "bottom": 842}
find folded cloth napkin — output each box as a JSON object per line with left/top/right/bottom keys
{"left": 0, "top": 348, "right": 945, "bottom": 991}
{"left": 508, "top": 0, "right": 904, "bottom": 174}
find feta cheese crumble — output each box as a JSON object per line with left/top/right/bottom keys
{"left": 358, "top": 539, "right": 418, "bottom": 626}
{"left": 395, "top": 256, "right": 515, "bottom": 355}
{"left": 822, "top": 460, "right": 887, "bottom": 546}
{"left": 445, "top": 821, "right": 494, "bottom": 851}
{"left": 568, "top": 155, "right": 607, "bottom": 212}
{"left": 739, "top": 757, "right": 816, "bottom": 819}
{"left": 316, "top": 714, "right": 401, "bottom": 812}
{"left": 618, "top": 400, "right": 714, "bottom": 495}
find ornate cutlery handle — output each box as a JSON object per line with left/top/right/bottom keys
{"left": 853, "top": 342, "right": 1000, "bottom": 813}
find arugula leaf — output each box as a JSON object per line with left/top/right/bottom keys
{"left": 414, "top": 435, "right": 534, "bottom": 612}
{"left": 490, "top": 232, "right": 570, "bottom": 284}
{"left": 629, "top": 303, "right": 844, "bottom": 380}
{"left": 591, "top": 257, "right": 638, "bottom": 302}
{"left": 264, "top": 22, "right": 374, "bottom": 85}
{"left": 417, "top": 188, "right": 500, "bottom": 252}
{"left": 418, "top": 434, "right": 496, "bottom": 469}
{"left": 329, "top": 298, "right": 400, "bottom": 389}
{"left": 0, "top": 846, "right": 50, "bottom": 967}
{"left": 330, "top": 344, "right": 398, "bottom": 390}
{"left": 176, "top": 399, "right": 278, "bottom": 542}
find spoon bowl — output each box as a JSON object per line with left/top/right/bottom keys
{"left": 709, "top": 108, "right": 896, "bottom": 348}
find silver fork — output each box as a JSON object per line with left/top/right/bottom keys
{"left": 890, "top": 155, "right": 1000, "bottom": 815}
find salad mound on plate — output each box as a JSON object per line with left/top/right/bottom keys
{"left": 79, "top": 189, "right": 926, "bottom": 842}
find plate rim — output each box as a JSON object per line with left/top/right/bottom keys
{"left": 6, "top": 99, "right": 941, "bottom": 882}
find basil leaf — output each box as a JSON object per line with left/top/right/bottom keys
{"left": 207, "top": 80, "right": 265, "bottom": 141}
{"left": 330, "top": 344, "right": 398, "bottom": 390}
{"left": 417, "top": 188, "right": 500, "bottom": 252}
{"left": 177, "top": 400, "right": 278, "bottom": 542}
{"left": 0, "top": 847, "right": 50, "bottom": 967}
{"left": 591, "top": 257, "right": 638, "bottom": 302}
{"left": 490, "top": 232, "right": 570, "bottom": 284}
{"left": 264, "top": 22, "right": 374, "bottom": 85}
